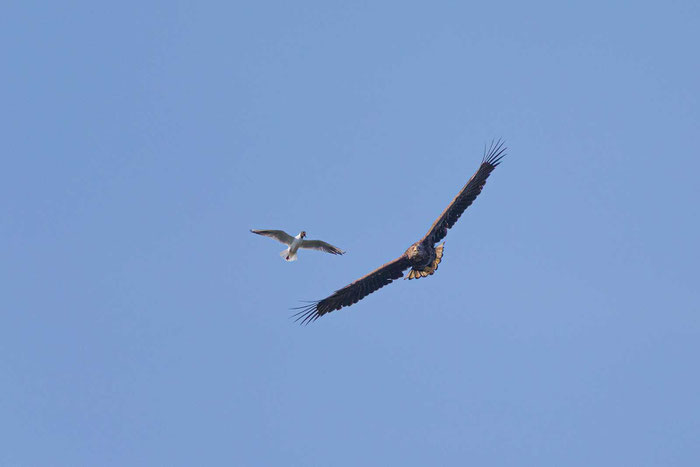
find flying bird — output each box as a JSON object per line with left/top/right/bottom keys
{"left": 293, "top": 140, "right": 506, "bottom": 324}
{"left": 251, "top": 229, "right": 345, "bottom": 261}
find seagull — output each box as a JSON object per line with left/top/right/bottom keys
{"left": 250, "top": 230, "right": 345, "bottom": 261}
{"left": 293, "top": 140, "right": 506, "bottom": 324}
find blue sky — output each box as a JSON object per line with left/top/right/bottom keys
{"left": 2, "top": 1, "right": 699, "bottom": 465}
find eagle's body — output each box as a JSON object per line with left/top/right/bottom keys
{"left": 293, "top": 140, "right": 506, "bottom": 324}
{"left": 406, "top": 241, "right": 432, "bottom": 267}
{"left": 404, "top": 240, "right": 445, "bottom": 279}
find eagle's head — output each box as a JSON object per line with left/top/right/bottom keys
{"left": 300, "top": 231, "right": 307, "bottom": 238}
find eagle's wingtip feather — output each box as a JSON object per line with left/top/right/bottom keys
{"left": 482, "top": 138, "right": 507, "bottom": 167}
{"left": 291, "top": 302, "right": 322, "bottom": 325}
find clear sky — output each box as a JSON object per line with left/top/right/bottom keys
{"left": 2, "top": 1, "right": 699, "bottom": 465}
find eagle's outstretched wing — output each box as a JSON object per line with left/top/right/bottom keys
{"left": 250, "top": 229, "right": 295, "bottom": 245}
{"left": 422, "top": 139, "right": 506, "bottom": 246}
{"left": 293, "top": 255, "right": 412, "bottom": 324}
{"left": 300, "top": 239, "right": 345, "bottom": 255}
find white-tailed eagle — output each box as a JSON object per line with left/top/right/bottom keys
{"left": 294, "top": 140, "right": 506, "bottom": 323}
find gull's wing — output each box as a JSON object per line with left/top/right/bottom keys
{"left": 250, "top": 229, "right": 295, "bottom": 245}
{"left": 421, "top": 139, "right": 506, "bottom": 246}
{"left": 293, "top": 255, "right": 411, "bottom": 324}
{"left": 300, "top": 239, "right": 345, "bottom": 255}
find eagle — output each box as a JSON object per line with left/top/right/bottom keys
{"left": 250, "top": 229, "right": 345, "bottom": 261}
{"left": 293, "top": 140, "right": 506, "bottom": 324}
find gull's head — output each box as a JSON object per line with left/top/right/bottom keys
{"left": 300, "top": 231, "right": 307, "bottom": 238}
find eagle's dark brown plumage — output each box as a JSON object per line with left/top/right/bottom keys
{"left": 294, "top": 140, "right": 506, "bottom": 324}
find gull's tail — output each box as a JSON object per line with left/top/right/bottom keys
{"left": 280, "top": 248, "right": 298, "bottom": 262}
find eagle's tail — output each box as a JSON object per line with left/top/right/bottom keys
{"left": 405, "top": 243, "right": 444, "bottom": 280}
{"left": 280, "top": 248, "right": 298, "bottom": 262}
